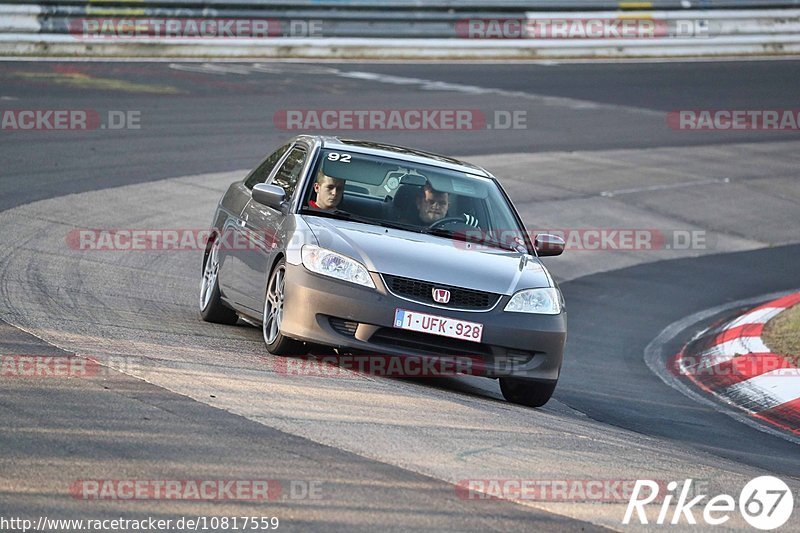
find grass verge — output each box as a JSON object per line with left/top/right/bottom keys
{"left": 762, "top": 304, "right": 800, "bottom": 367}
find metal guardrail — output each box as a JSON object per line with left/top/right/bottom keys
{"left": 1, "top": 1, "right": 799, "bottom": 56}
{"left": 3, "top": 0, "right": 800, "bottom": 8}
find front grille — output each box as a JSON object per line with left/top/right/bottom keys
{"left": 382, "top": 274, "right": 500, "bottom": 310}
{"left": 370, "top": 328, "right": 493, "bottom": 357}
{"left": 329, "top": 317, "right": 358, "bottom": 337}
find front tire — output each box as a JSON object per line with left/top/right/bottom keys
{"left": 500, "top": 377, "right": 557, "bottom": 407}
{"left": 200, "top": 237, "right": 238, "bottom": 325}
{"left": 262, "top": 259, "right": 304, "bottom": 355}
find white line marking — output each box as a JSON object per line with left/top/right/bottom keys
{"left": 600, "top": 178, "right": 730, "bottom": 197}
{"left": 724, "top": 307, "right": 785, "bottom": 329}
{"left": 335, "top": 70, "right": 662, "bottom": 114}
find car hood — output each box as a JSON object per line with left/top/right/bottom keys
{"left": 302, "top": 216, "right": 552, "bottom": 295}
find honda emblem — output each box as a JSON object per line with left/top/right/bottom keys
{"left": 432, "top": 288, "right": 451, "bottom": 304}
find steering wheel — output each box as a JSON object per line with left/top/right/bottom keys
{"left": 427, "top": 216, "right": 469, "bottom": 230}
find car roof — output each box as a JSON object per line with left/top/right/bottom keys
{"left": 308, "top": 136, "right": 492, "bottom": 178}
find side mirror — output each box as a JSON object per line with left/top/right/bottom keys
{"left": 535, "top": 233, "right": 565, "bottom": 257}
{"left": 252, "top": 183, "right": 286, "bottom": 210}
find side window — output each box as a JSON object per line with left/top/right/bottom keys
{"left": 269, "top": 146, "right": 307, "bottom": 199}
{"left": 244, "top": 144, "right": 290, "bottom": 189}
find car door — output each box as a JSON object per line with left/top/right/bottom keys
{"left": 217, "top": 143, "right": 291, "bottom": 308}
{"left": 227, "top": 144, "right": 309, "bottom": 313}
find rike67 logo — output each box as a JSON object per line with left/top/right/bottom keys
{"left": 623, "top": 477, "right": 794, "bottom": 530}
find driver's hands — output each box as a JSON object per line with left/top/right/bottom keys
{"left": 463, "top": 214, "right": 479, "bottom": 228}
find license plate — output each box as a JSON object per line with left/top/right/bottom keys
{"left": 393, "top": 308, "right": 484, "bottom": 343}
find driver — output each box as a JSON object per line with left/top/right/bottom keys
{"left": 415, "top": 183, "right": 479, "bottom": 227}
{"left": 309, "top": 169, "right": 345, "bottom": 211}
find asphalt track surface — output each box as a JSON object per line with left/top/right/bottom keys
{"left": 2, "top": 59, "right": 800, "bottom": 210}
{"left": 1, "top": 59, "right": 799, "bottom": 531}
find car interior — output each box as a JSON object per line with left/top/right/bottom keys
{"left": 301, "top": 152, "right": 500, "bottom": 237}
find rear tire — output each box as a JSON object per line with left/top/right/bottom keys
{"left": 263, "top": 259, "right": 304, "bottom": 355}
{"left": 499, "top": 377, "right": 557, "bottom": 407}
{"left": 200, "top": 237, "right": 238, "bottom": 325}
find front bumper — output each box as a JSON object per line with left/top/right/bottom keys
{"left": 280, "top": 263, "right": 566, "bottom": 381}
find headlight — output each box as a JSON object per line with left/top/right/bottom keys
{"left": 301, "top": 245, "right": 375, "bottom": 288}
{"left": 504, "top": 288, "right": 562, "bottom": 314}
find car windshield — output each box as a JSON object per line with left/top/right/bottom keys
{"left": 300, "top": 149, "right": 529, "bottom": 253}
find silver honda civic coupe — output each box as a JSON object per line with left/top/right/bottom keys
{"left": 200, "top": 135, "right": 567, "bottom": 406}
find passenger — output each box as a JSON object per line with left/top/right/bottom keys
{"left": 309, "top": 169, "right": 344, "bottom": 211}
